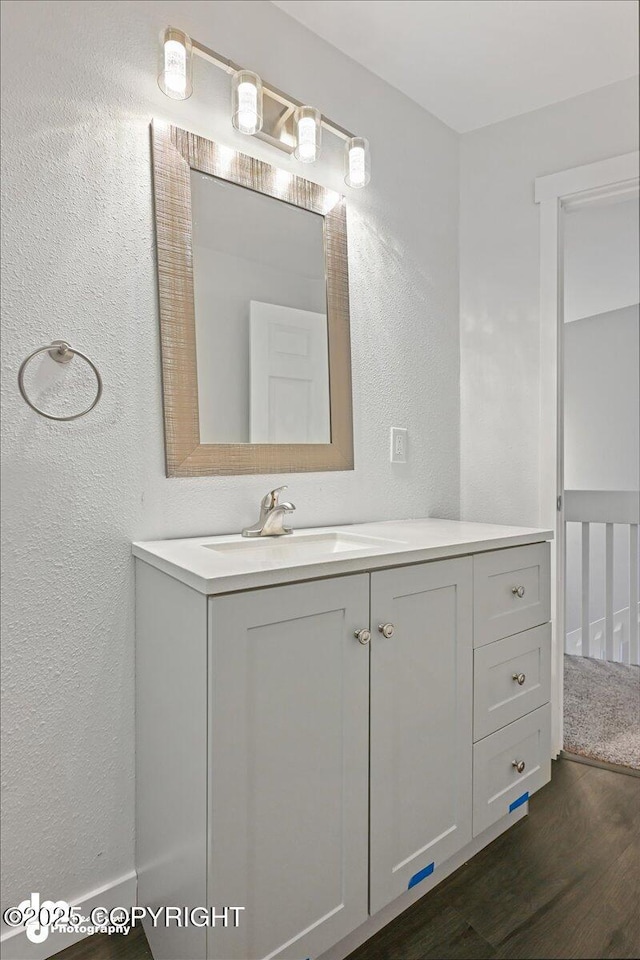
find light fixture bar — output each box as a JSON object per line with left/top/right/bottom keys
{"left": 190, "top": 36, "right": 356, "bottom": 150}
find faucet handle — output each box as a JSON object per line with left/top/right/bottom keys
{"left": 267, "top": 485, "right": 288, "bottom": 506}
{"left": 260, "top": 485, "right": 288, "bottom": 514}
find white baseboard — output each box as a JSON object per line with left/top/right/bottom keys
{"left": 566, "top": 602, "right": 640, "bottom": 665}
{"left": 0, "top": 871, "right": 137, "bottom": 960}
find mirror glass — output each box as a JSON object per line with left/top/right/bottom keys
{"left": 191, "top": 170, "right": 330, "bottom": 444}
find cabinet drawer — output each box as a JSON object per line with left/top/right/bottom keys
{"left": 473, "top": 623, "right": 551, "bottom": 740}
{"left": 473, "top": 705, "right": 551, "bottom": 837}
{"left": 473, "top": 543, "right": 550, "bottom": 647}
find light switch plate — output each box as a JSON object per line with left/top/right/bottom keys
{"left": 390, "top": 427, "right": 408, "bottom": 463}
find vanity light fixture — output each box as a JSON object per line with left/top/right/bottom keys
{"left": 157, "top": 27, "right": 371, "bottom": 186}
{"left": 232, "top": 70, "right": 263, "bottom": 135}
{"left": 345, "top": 137, "right": 370, "bottom": 189}
{"left": 294, "top": 106, "right": 321, "bottom": 163}
{"left": 158, "top": 27, "right": 193, "bottom": 100}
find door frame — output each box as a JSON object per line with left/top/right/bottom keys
{"left": 534, "top": 151, "right": 639, "bottom": 756}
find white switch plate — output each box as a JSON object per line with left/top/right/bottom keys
{"left": 390, "top": 427, "right": 408, "bottom": 463}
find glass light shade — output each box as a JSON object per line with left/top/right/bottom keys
{"left": 345, "top": 137, "right": 370, "bottom": 188}
{"left": 294, "top": 106, "right": 321, "bottom": 163}
{"left": 158, "top": 27, "right": 193, "bottom": 100}
{"left": 232, "top": 71, "right": 263, "bottom": 135}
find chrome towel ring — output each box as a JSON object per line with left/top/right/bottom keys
{"left": 18, "top": 340, "right": 103, "bottom": 421}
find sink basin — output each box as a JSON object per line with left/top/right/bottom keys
{"left": 203, "top": 531, "right": 402, "bottom": 560}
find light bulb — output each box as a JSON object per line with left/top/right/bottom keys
{"left": 164, "top": 40, "right": 186, "bottom": 96}
{"left": 158, "top": 28, "right": 192, "bottom": 101}
{"left": 294, "top": 106, "right": 321, "bottom": 163}
{"left": 345, "top": 137, "right": 370, "bottom": 188}
{"left": 348, "top": 146, "right": 365, "bottom": 185}
{"left": 297, "top": 117, "right": 317, "bottom": 162}
{"left": 237, "top": 82, "right": 258, "bottom": 133}
{"left": 232, "top": 71, "right": 263, "bottom": 135}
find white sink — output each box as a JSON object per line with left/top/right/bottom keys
{"left": 203, "top": 531, "right": 402, "bottom": 559}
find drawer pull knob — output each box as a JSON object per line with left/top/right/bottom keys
{"left": 378, "top": 622, "right": 395, "bottom": 638}
{"left": 512, "top": 585, "right": 526, "bottom": 598}
{"left": 513, "top": 672, "right": 526, "bottom": 685}
{"left": 355, "top": 628, "right": 371, "bottom": 645}
{"left": 512, "top": 759, "right": 526, "bottom": 774}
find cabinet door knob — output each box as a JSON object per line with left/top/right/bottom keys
{"left": 355, "top": 628, "right": 371, "bottom": 645}
{"left": 512, "top": 759, "right": 526, "bottom": 774}
{"left": 512, "top": 585, "right": 526, "bottom": 598}
{"left": 512, "top": 672, "right": 526, "bottom": 685}
{"left": 378, "top": 622, "right": 395, "bottom": 638}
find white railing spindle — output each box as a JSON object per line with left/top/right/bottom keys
{"left": 605, "top": 523, "right": 615, "bottom": 661}
{"left": 581, "top": 522, "right": 590, "bottom": 657}
{"left": 565, "top": 491, "right": 639, "bottom": 666}
{"left": 630, "top": 524, "right": 639, "bottom": 667}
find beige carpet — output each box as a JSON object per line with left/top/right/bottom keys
{"left": 563, "top": 654, "right": 640, "bottom": 770}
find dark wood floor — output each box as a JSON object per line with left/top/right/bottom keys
{"left": 345, "top": 759, "right": 640, "bottom": 960}
{"left": 53, "top": 759, "right": 639, "bottom": 960}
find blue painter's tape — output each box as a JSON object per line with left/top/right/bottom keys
{"left": 509, "top": 790, "right": 529, "bottom": 813}
{"left": 408, "top": 861, "right": 435, "bottom": 890}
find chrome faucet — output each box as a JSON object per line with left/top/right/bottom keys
{"left": 242, "top": 486, "right": 296, "bottom": 538}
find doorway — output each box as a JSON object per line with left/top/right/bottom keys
{"left": 535, "top": 153, "right": 640, "bottom": 768}
{"left": 562, "top": 192, "right": 639, "bottom": 770}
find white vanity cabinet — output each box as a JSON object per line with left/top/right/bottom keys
{"left": 135, "top": 519, "right": 553, "bottom": 960}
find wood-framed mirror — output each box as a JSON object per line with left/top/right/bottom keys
{"left": 151, "top": 121, "right": 354, "bottom": 477}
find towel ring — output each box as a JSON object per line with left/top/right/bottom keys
{"left": 18, "top": 340, "right": 103, "bottom": 421}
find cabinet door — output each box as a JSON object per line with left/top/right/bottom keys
{"left": 208, "top": 575, "right": 370, "bottom": 960}
{"left": 369, "top": 559, "right": 473, "bottom": 914}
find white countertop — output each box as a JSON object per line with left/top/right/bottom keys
{"left": 133, "top": 518, "right": 553, "bottom": 595}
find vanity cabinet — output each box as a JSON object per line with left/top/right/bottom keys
{"left": 135, "top": 520, "right": 552, "bottom": 960}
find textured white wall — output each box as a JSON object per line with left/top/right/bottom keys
{"left": 564, "top": 305, "right": 640, "bottom": 492}
{"left": 564, "top": 197, "right": 640, "bottom": 323}
{"left": 0, "top": 0, "right": 459, "bottom": 912}
{"left": 459, "top": 78, "right": 640, "bottom": 525}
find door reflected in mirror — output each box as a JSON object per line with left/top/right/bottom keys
{"left": 191, "top": 171, "right": 330, "bottom": 444}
